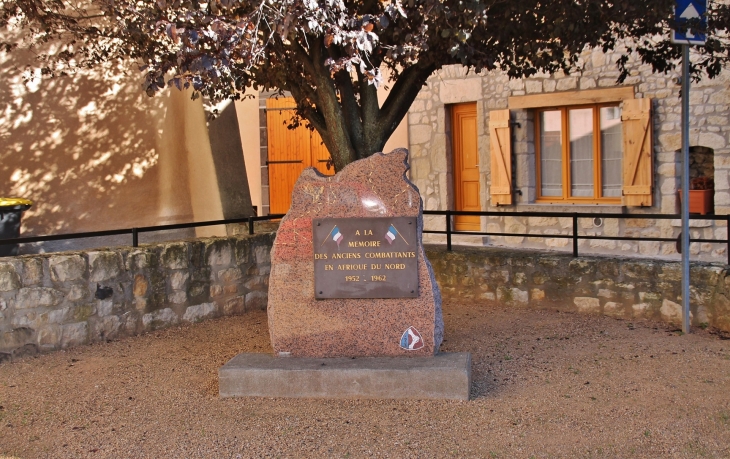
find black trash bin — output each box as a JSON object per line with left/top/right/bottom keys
{"left": 0, "top": 198, "right": 33, "bottom": 257}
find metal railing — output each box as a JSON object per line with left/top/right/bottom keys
{"left": 423, "top": 210, "right": 730, "bottom": 264}
{"left": 3, "top": 210, "right": 729, "bottom": 263}
{"left": 0, "top": 215, "right": 285, "bottom": 249}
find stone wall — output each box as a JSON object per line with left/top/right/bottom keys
{"left": 0, "top": 232, "right": 275, "bottom": 362}
{"left": 4, "top": 232, "right": 729, "bottom": 360}
{"left": 426, "top": 245, "right": 730, "bottom": 332}
{"left": 409, "top": 45, "right": 730, "bottom": 263}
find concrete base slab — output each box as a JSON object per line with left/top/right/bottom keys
{"left": 219, "top": 352, "right": 471, "bottom": 400}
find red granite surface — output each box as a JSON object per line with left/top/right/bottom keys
{"left": 267, "top": 149, "right": 444, "bottom": 358}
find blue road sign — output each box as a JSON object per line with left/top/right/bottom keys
{"left": 671, "top": 0, "right": 707, "bottom": 45}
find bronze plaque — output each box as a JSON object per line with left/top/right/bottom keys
{"left": 313, "top": 217, "right": 418, "bottom": 299}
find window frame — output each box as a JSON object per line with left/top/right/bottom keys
{"left": 534, "top": 103, "right": 623, "bottom": 204}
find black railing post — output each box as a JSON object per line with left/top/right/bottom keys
{"left": 726, "top": 215, "right": 730, "bottom": 265}
{"left": 572, "top": 213, "right": 578, "bottom": 257}
{"left": 446, "top": 210, "right": 452, "bottom": 251}
{"left": 132, "top": 228, "right": 138, "bottom": 247}
{"left": 248, "top": 216, "right": 254, "bottom": 235}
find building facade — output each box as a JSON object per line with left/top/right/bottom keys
{"left": 4, "top": 43, "right": 730, "bottom": 264}
{"left": 0, "top": 54, "right": 260, "bottom": 253}
{"left": 407, "top": 47, "right": 730, "bottom": 263}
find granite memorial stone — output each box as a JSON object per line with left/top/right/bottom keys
{"left": 220, "top": 149, "right": 470, "bottom": 400}
{"left": 267, "top": 149, "right": 444, "bottom": 357}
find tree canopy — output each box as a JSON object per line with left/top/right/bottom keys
{"left": 3, "top": 0, "right": 730, "bottom": 171}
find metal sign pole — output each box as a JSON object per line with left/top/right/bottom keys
{"left": 680, "top": 44, "right": 691, "bottom": 334}
{"left": 673, "top": 0, "right": 705, "bottom": 335}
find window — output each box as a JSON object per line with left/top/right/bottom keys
{"left": 536, "top": 104, "right": 623, "bottom": 203}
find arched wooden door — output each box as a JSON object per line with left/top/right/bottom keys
{"left": 451, "top": 103, "right": 481, "bottom": 231}
{"left": 266, "top": 97, "right": 333, "bottom": 214}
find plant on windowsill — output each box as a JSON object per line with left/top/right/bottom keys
{"left": 679, "top": 177, "right": 714, "bottom": 215}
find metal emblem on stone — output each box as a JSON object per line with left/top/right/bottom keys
{"left": 400, "top": 326, "right": 424, "bottom": 351}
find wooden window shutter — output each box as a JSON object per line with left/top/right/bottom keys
{"left": 489, "top": 109, "right": 513, "bottom": 206}
{"left": 621, "top": 98, "right": 653, "bottom": 207}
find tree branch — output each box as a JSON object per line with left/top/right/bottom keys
{"left": 291, "top": 39, "right": 317, "bottom": 80}
{"left": 289, "top": 83, "right": 327, "bottom": 133}
{"left": 333, "top": 68, "right": 366, "bottom": 156}
{"left": 356, "top": 65, "right": 381, "bottom": 152}
{"left": 327, "top": 42, "right": 366, "bottom": 157}
{"left": 310, "top": 38, "right": 358, "bottom": 170}
{"left": 377, "top": 63, "right": 436, "bottom": 144}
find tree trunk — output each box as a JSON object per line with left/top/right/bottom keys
{"left": 287, "top": 39, "right": 436, "bottom": 173}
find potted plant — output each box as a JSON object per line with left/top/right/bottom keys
{"left": 681, "top": 177, "right": 714, "bottom": 215}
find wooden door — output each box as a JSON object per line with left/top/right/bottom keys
{"left": 267, "top": 97, "right": 333, "bottom": 214}
{"left": 452, "top": 103, "right": 481, "bottom": 231}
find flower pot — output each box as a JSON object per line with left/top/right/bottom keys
{"left": 678, "top": 189, "right": 714, "bottom": 215}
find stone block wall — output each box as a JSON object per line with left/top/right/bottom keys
{"left": 410, "top": 45, "right": 730, "bottom": 263}
{"left": 426, "top": 245, "right": 730, "bottom": 332}
{"left": 0, "top": 232, "right": 275, "bottom": 362}
{"left": 5, "top": 229, "right": 729, "bottom": 362}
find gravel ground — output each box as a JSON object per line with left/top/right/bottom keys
{"left": 1, "top": 301, "right": 729, "bottom": 459}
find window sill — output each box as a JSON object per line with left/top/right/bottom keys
{"left": 534, "top": 199, "right": 622, "bottom": 205}
{"left": 508, "top": 203, "right": 626, "bottom": 214}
